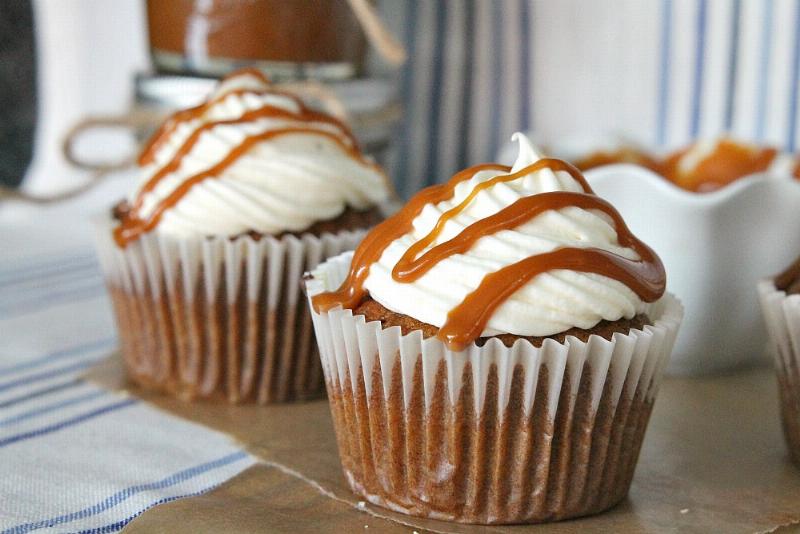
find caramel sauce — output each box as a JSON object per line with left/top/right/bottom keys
{"left": 312, "top": 159, "right": 666, "bottom": 351}
{"left": 578, "top": 139, "right": 780, "bottom": 193}
{"left": 574, "top": 148, "right": 660, "bottom": 174}
{"left": 115, "top": 127, "right": 373, "bottom": 247}
{"left": 662, "top": 139, "right": 777, "bottom": 192}
{"left": 134, "top": 104, "right": 353, "bottom": 211}
{"left": 117, "top": 68, "right": 382, "bottom": 248}
{"left": 138, "top": 69, "right": 355, "bottom": 167}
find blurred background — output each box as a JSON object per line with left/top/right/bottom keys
{"left": 2, "top": 0, "right": 800, "bottom": 198}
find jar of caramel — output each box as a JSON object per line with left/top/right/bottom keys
{"left": 145, "top": 0, "right": 367, "bottom": 81}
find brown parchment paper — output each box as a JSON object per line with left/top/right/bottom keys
{"left": 85, "top": 356, "right": 800, "bottom": 533}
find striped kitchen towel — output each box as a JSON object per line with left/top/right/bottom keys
{"left": 380, "top": 0, "right": 800, "bottom": 196}
{"left": 0, "top": 242, "right": 256, "bottom": 532}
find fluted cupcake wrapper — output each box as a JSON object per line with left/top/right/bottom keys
{"left": 758, "top": 280, "right": 800, "bottom": 465}
{"left": 93, "top": 215, "right": 366, "bottom": 403}
{"left": 306, "top": 252, "right": 683, "bottom": 524}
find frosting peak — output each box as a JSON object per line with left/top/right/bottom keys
{"left": 115, "top": 69, "right": 389, "bottom": 246}
{"left": 510, "top": 132, "right": 541, "bottom": 172}
{"left": 313, "top": 133, "right": 665, "bottom": 351}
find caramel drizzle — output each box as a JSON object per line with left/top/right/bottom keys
{"left": 114, "top": 127, "right": 372, "bottom": 247}
{"left": 133, "top": 104, "right": 354, "bottom": 212}
{"left": 117, "top": 69, "right": 380, "bottom": 247}
{"left": 312, "top": 159, "right": 666, "bottom": 351}
{"left": 138, "top": 68, "right": 355, "bottom": 166}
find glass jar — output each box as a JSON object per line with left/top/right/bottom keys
{"left": 145, "top": 0, "right": 367, "bottom": 81}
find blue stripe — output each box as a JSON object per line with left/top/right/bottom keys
{"left": 657, "top": 0, "right": 673, "bottom": 146}
{"left": 0, "top": 280, "right": 105, "bottom": 315}
{"left": 0, "top": 398, "right": 136, "bottom": 449}
{"left": 756, "top": 0, "right": 774, "bottom": 141}
{"left": 0, "top": 260, "right": 99, "bottom": 292}
{"left": 489, "top": 1, "right": 504, "bottom": 160}
{"left": 0, "top": 255, "right": 96, "bottom": 286}
{"left": 425, "top": 1, "right": 448, "bottom": 184}
{"left": 0, "top": 389, "right": 107, "bottom": 427}
{"left": 0, "top": 270, "right": 103, "bottom": 305}
{"left": 690, "top": 0, "right": 708, "bottom": 138}
{"left": 724, "top": 0, "right": 742, "bottom": 132}
{"left": 786, "top": 3, "right": 800, "bottom": 151}
{"left": 0, "top": 249, "right": 92, "bottom": 274}
{"left": 457, "top": 0, "right": 476, "bottom": 170}
{"left": 5, "top": 451, "right": 247, "bottom": 534}
{"left": 519, "top": 0, "right": 532, "bottom": 133}
{"left": 0, "top": 337, "right": 116, "bottom": 375}
{"left": 0, "top": 356, "right": 108, "bottom": 394}
{"left": 0, "top": 284, "right": 107, "bottom": 320}
{"left": 72, "top": 484, "right": 227, "bottom": 534}
{"left": 396, "top": 0, "right": 419, "bottom": 198}
{"left": 0, "top": 379, "right": 83, "bottom": 409}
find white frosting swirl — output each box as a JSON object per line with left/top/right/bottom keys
{"left": 130, "top": 71, "right": 389, "bottom": 238}
{"left": 362, "top": 133, "right": 648, "bottom": 337}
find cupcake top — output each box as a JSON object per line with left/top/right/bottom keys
{"left": 113, "top": 69, "right": 390, "bottom": 246}
{"left": 313, "top": 133, "right": 666, "bottom": 351}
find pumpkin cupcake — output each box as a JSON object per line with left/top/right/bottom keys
{"left": 759, "top": 257, "right": 800, "bottom": 466}
{"left": 306, "top": 133, "right": 682, "bottom": 523}
{"left": 94, "top": 68, "right": 391, "bottom": 403}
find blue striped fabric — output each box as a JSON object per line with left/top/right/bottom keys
{"left": 0, "top": 390, "right": 108, "bottom": 427}
{"left": 383, "top": 0, "right": 800, "bottom": 192}
{"left": 657, "top": 0, "right": 673, "bottom": 146}
{"left": 0, "top": 398, "right": 137, "bottom": 449}
{"left": 691, "top": 0, "right": 708, "bottom": 138}
{"left": 787, "top": 4, "right": 800, "bottom": 150}
{"left": 724, "top": 0, "right": 742, "bottom": 132}
{"left": 4, "top": 452, "right": 247, "bottom": 534}
{"left": 756, "top": 0, "right": 775, "bottom": 141}
{"left": 72, "top": 486, "right": 229, "bottom": 534}
{"left": 0, "top": 252, "right": 104, "bottom": 320}
{"left": 0, "top": 249, "right": 255, "bottom": 532}
{"left": 0, "top": 379, "right": 84, "bottom": 410}
{"left": 0, "top": 358, "right": 110, "bottom": 395}
{"left": 0, "top": 338, "right": 116, "bottom": 375}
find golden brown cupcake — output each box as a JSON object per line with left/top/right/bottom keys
{"left": 306, "top": 133, "right": 682, "bottom": 523}
{"left": 94, "top": 68, "right": 391, "bottom": 403}
{"left": 760, "top": 256, "right": 800, "bottom": 466}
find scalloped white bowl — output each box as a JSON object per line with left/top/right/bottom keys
{"left": 584, "top": 164, "right": 800, "bottom": 375}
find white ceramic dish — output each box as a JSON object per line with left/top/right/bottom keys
{"left": 587, "top": 163, "right": 800, "bottom": 375}
{"left": 499, "top": 136, "right": 800, "bottom": 375}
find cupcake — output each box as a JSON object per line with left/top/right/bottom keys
{"left": 306, "top": 133, "right": 682, "bottom": 524}
{"left": 759, "top": 257, "right": 800, "bottom": 465}
{"left": 94, "top": 68, "right": 391, "bottom": 403}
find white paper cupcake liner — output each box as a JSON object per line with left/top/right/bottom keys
{"left": 93, "top": 214, "right": 367, "bottom": 403}
{"left": 758, "top": 280, "right": 800, "bottom": 464}
{"left": 306, "top": 251, "right": 683, "bottom": 524}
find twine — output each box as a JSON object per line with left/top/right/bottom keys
{"left": 2, "top": 1, "right": 405, "bottom": 204}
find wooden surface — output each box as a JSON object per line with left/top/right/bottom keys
{"left": 86, "top": 357, "right": 800, "bottom": 533}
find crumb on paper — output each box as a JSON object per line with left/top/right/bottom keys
{"left": 357, "top": 501, "right": 367, "bottom": 510}
{"left": 680, "top": 508, "right": 690, "bottom": 514}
